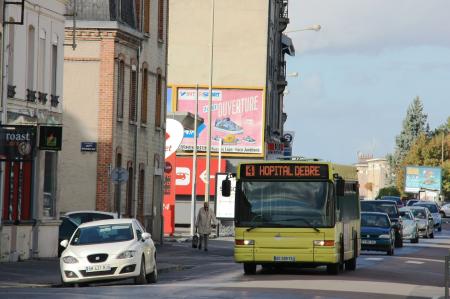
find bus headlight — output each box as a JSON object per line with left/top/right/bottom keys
{"left": 313, "top": 240, "right": 334, "bottom": 246}
{"left": 235, "top": 239, "right": 255, "bottom": 246}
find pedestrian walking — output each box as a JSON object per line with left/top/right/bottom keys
{"left": 195, "top": 202, "right": 218, "bottom": 252}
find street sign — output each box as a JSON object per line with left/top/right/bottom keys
{"left": 111, "top": 167, "right": 128, "bottom": 184}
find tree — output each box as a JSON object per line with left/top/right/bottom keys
{"left": 388, "top": 97, "right": 429, "bottom": 182}
{"left": 376, "top": 186, "right": 400, "bottom": 199}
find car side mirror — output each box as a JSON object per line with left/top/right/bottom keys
{"left": 60, "top": 240, "right": 69, "bottom": 248}
{"left": 222, "top": 177, "right": 231, "bottom": 197}
{"left": 142, "top": 232, "right": 151, "bottom": 240}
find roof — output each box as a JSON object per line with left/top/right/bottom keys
{"left": 78, "top": 218, "right": 135, "bottom": 228}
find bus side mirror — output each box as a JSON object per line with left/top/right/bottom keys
{"left": 222, "top": 178, "right": 231, "bottom": 197}
{"left": 336, "top": 179, "right": 345, "bottom": 197}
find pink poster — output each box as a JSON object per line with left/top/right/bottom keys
{"left": 177, "top": 88, "right": 264, "bottom": 156}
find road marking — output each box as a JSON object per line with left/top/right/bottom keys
{"left": 405, "top": 260, "right": 424, "bottom": 264}
{"left": 394, "top": 256, "right": 444, "bottom": 263}
{"left": 364, "top": 257, "right": 384, "bottom": 261}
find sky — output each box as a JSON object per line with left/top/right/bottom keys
{"left": 284, "top": 0, "right": 450, "bottom": 164}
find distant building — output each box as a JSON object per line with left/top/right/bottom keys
{"left": 355, "top": 155, "right": 390, "bottom": 199}
{"left": 59, "top": 0, "right": 167, "bottom": 242}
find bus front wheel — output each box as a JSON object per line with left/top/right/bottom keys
{"left": 243, "top": 263, "right": 257, "bottom": 275}
{"left": 327, "top": 263, "right": 339, "bottom": 275}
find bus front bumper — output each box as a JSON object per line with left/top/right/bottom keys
{"left": 235, "top": 247, "right": 339, "bottom": 264}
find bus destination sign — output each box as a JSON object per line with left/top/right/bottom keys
{"left": 241, "top": 163, "right": 329, "bottom": 180}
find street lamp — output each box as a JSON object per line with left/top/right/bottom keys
{"left": 285, "top": 24, "right": 322, "bottom": 34}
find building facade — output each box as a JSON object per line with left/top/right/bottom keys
{"left": 0, "top": 0, "right": 67, "bottom": 261}
{"left": 167, "top": 0, "right": 293, "bottom": 226}
{"left": 355, "top": 155, "right": 390, "bottom": 199}
{"left": 60, "top": 0, "right": 167, "bottom": 243}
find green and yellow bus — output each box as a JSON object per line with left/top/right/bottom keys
{"left": 222, "top": 160, "right": 360, "bottom": 275}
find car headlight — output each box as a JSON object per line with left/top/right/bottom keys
{"left": 117, "top": 250, "right": 136, "bottom": 259}
{"left": 378, "top": 234, "right": 391, "bottom": 239}
{"left": 62, "top": 256, "right": 79, "bottom": 264}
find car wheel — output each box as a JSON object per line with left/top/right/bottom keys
{"left": 327, "top": 263, "right": 340, "bottom": 275}
{"left": 411, "top": 232, "right": 419, "bottom": 243}
{"left": 135, "top": 256, "right": 147, "bottom": 285}
{"left": 387, "top": 247, "right": 394, "bottom": 256}
{"left": 345, "top": 258, "right": 357, "bottom": 271}
{"left": 146, "top": 254, "right": 158, "bottom": 283}
{"left": 440, "top": 211, "right": 445, "bottom": 218}
{"left": 430, "top": 231, "right": 434, "bottom": 239}
{"left": 438, "top": 225, "right": 442, "bottom": 232}
{"left": 395, "top": 235, "right": 403, "bottom": 248}
{"left": 243, "top": 263, "right": 257, "bottom": 275}
{"left": 60, "top": 275, "right": 72, "bottom": 288}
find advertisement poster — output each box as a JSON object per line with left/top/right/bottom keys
{"left": 215, "top": 173, "right": 236, "bottom": 219}
{"left": 176, "top": 88, "right": 264, "bottom": 156}
{"left": 0, "top": 126, "right": 37, "bottom": 161}
{"left": 174, "top": 156, "right": 226, "bottom": 196}
{"left": 405, "top": 166, "right": 442, "bottom": 193}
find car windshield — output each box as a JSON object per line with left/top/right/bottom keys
{"left": 361, "top": 201, "right": 398, "bottom": 218}
{"left": 236, "top": 181, "right": 333, "bottom": 228}
{"left": 71, "top": 224, "right": 133, "bottom": 245}
{"left": 361, "top": 214, "right": 390, "bottom": 228}
{"left": 399, "top": 211, "right": 413, "bottom": 220}
{"left": 411, "top": 209, "right": 427, "bottom": 219}
{"left": 414, "top": 204, "right": 438, "bottom": 213}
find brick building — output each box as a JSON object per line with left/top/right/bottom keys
{"left": 60, "top": 0, "right": 167, "bottom": 242}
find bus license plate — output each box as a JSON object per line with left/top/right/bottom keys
{"left": 274, "top": 256, "right": 295, "bottom": 262}
{"left": 86, "top": 265, "right": 111, "bottom": 273}
{"left": 361, "top": 240, "right": 376, "bottom": 245}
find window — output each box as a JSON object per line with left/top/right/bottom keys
{"left": 43, "top": 152, "right": 57, "bottom": 217}
{"left": 27, "top": 26, "right": 35, "bottom": 90}
{"left": 117, "top": 59, "right": 125, "bottom": 119}
{"left": 155, "top": 70, "right": 162, "bottom": 127}
{"left": 158, "top": 0, "right": 164, "bottom": 40}
{"left": 141, "top": 66, "right": 148, "bottom": 124}
{"left": 137, "top": 168, "right": 145, "bottom": 225}
{"left": 144, "top": 0, "right": 150, "bottom": 34}
{"left": 129, "top": 65, "right": 137, "bottom": 122}
{"left": 38, "top": 30, "right": 46, "bottom": 92}
{"left": 51, "top": 41, "right": 58, "bottom": 95}
{"left": 114, "top": 150, "right": 122, "bottom": 214}
{"left": 8, "top": 18, "right": 15, "bottom": 85}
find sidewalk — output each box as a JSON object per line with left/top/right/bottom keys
{"left": 0, "top": 243, "right": 192, "bottom": 288}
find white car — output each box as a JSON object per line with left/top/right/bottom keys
{"left": 440, "top": 203, "right": 450, "bottom": 218}
{"left": 60, "top": 218, "right": 157, "bottom": 286}
{"left": 399, "top": 208, "right": 419, "bottom": 243}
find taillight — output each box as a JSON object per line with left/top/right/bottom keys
{"left": 235, "top": 239, "right": 254, "bottom": 246}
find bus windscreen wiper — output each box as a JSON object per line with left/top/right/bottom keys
{"left": 246, "top": 222, "right": 282, "bottom": 232}
{"left": 279, "top": 218, "right": 320, "bottom": 232}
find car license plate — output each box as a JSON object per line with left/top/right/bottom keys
{"left": 85, "top": 264, "right": 111, "bottom": 273}
{"left": 361, "top": 240, "right": 376, "bottom": 245}
{"left": 274, "top": 256, "right": 295, "bottom": 262}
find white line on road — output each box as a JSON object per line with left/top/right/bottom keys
{"left": 364, "top": 257, "right": 384, "bottom": 261}
{"left": 405, "top": 260, "right": 424, "bottom": 264}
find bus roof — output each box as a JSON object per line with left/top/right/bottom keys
{"left": 236, "top": 161, "right": 357, "bottom": 181}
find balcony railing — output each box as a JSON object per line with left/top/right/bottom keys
{"left": 277, "top": 60, "right": 287, "bottom": 93}
{"left": 278, "top": 0, "right": 289, "bottom": 31}
{"left": 26, "top": 89, "right": 37, "bottom": 103}
{"left": 7, "top": 85, "right": 16, "bottom": 98}
{"left": 50, "top": 95, "right": 60, "bottom": 107}
{"left": 38, "top": 92, "right": 48, "bottom": 104}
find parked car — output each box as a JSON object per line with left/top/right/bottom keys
{"left": 58, "top": 216, "right": 79, "bottom": 257}
{"left": 361, "top": 200, "right": 403, "bottom": 247}
{"left": 60, "top": 218, "right": 157, "bottom": 286}
{"left": 64, "top": 210, "right": 118, "bottom": 225}
{"left": 413, "top": 202, "right": 442, "bottom": 232}
{"left": 408, "top": 206, "right": 434, "bottom": 238}
{"left": 58, "top": 211, "right": 118, "bottom": 257}
{"left": 380, "top": 196, "right": 404, "bottom": 208}
{"left": 398, "top": 208, "right": 419, "bottom": 243}
{"left": 406, "top": 200, "right": 420, "bottom": 207}
{"left": 360, "top": 212, "right": 395, "bottom": 255}
{"left": 440, "top": 203, "right": 450, "bottom": 218}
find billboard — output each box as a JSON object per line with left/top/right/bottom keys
{"left": 176, "top": 87, "right": 264, "bottom": 156}
{"left": 405, "top": 166, "right": 442, "bottom": 193}
{"left": 0, "top": 125, "right": 37, "bottom": 161}
{"left": 174, "top": 156, "right": 226, "bottom": 196}
{"left": 215, "top": 173, "right": 236, "bottom": 219}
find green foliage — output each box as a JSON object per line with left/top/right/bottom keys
{"left": 396, "top": 131, "right": 450, "bottom": 199}
{"left": 376, "top": 186, "right": 401, "bottom": 199}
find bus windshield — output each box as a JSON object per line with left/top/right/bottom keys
{"left": 236, "top": 181, "right": 333, "bottom": 228}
